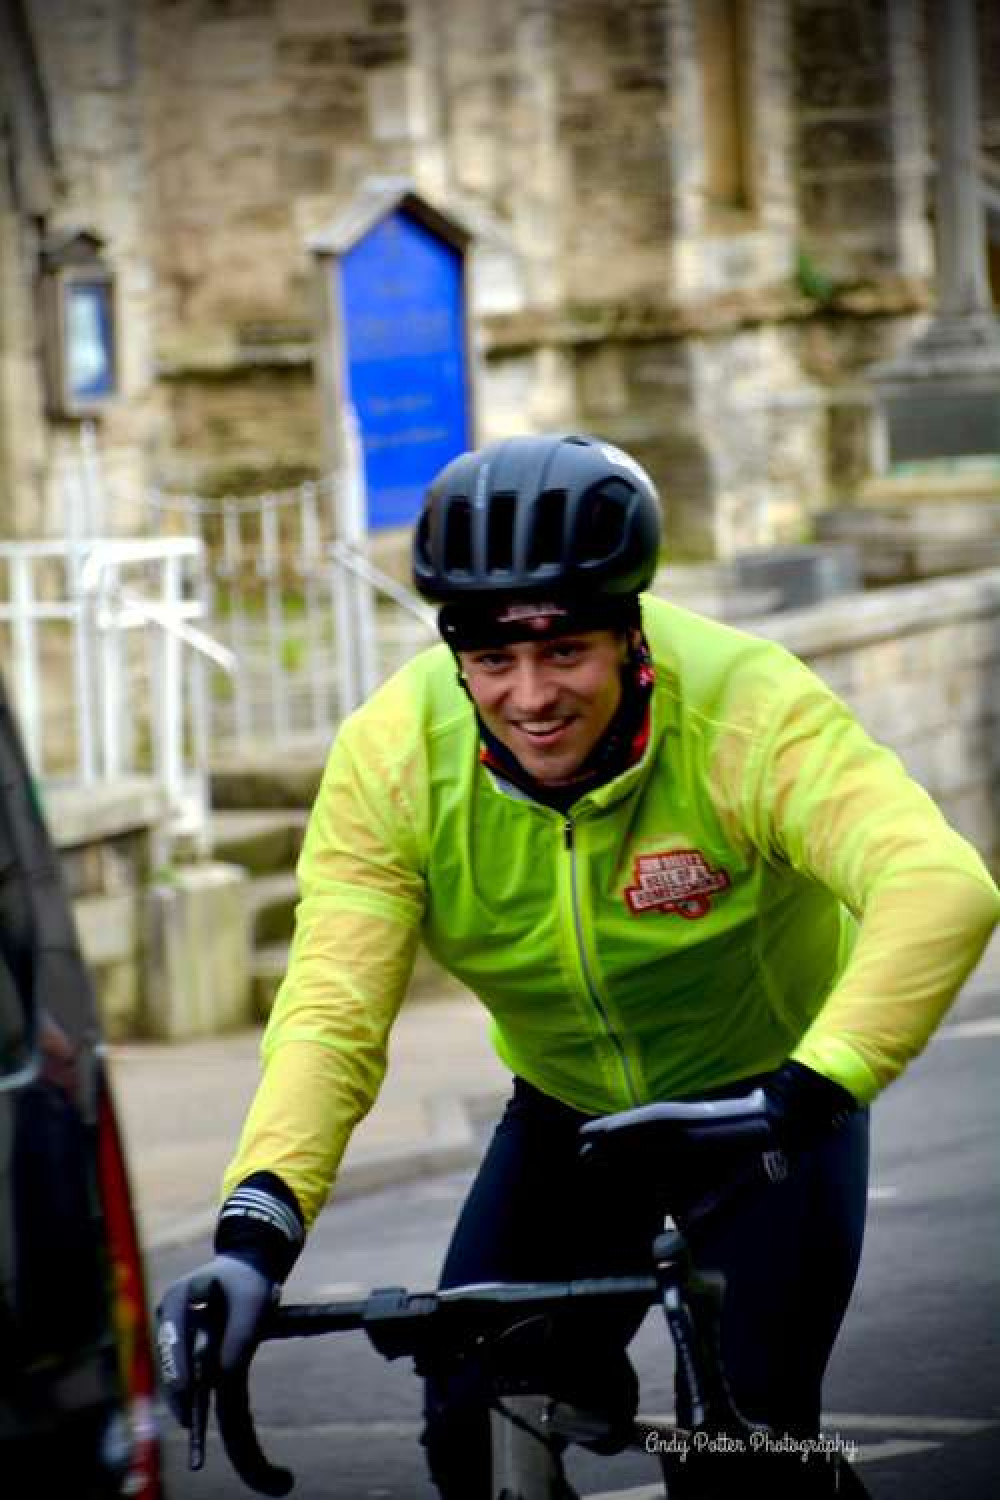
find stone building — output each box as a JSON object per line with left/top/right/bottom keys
{"left": 1, "top": 0, "right": 999, "bottom": 556}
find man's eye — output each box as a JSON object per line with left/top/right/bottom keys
{"left": 549, "top": 643, "right": 583, "bottom": 662}
{"left": 474, "top": 653, "right": 510, "bottom": 670}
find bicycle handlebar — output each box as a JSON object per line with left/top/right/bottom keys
{"left": 186, "top": 1092, "right": 780, "bottom": 1494}
{"left": 188, "top": 1276, "right": 660, "bottom": 1494}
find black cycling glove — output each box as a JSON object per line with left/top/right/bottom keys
{"left": 155, "top": 1171, "right": 305, "bottom": 1428}
{"left": 761, "top": 1059, "right": 858, "bottom": 1153}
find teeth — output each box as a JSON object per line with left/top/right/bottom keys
{"left": 519, "top": 720, "right": 565, "bottom": 734}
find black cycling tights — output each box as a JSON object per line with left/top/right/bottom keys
{"left": 421, "top": 1075, "right": 870, "bottom": 1499}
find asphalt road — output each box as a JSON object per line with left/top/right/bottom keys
{"left": 152, "top": 994, "right": 1000, "bottom": 1500}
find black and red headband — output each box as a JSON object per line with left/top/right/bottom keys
{"left": 438, "top": 594, "right": 641, "bottom": 651}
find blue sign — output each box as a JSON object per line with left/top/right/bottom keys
{"left": 339, "top": 209, "right": 470, "bottom": 531}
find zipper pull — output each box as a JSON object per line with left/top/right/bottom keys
{"left": 563, "top": 819, "right": 574, "bottom": 850}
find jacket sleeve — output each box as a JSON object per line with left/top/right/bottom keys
{"left": 745, "top": 660, "right": 1000, "bottom": 1104}
{"left": 221, "top": 704, "right": 427, "bottom": 1228}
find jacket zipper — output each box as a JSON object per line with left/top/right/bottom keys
{"left": 564, "top": 816, "right": 641, "bottom": 1106}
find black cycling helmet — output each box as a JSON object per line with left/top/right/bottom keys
{"left": 412, "top": 434, "right": 662, "bottom": 646}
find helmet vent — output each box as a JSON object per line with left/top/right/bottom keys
{"left": 577, "top": 480, "right": 630, "bottom": 563}
{"left": 527, "top": 490, "right": 566, "bottom": 571}
{"left": 487, "top": 491, "right": 516, "bottom": 572}
{"left": 444, "top": 499, "right": 473, "bottom": 573}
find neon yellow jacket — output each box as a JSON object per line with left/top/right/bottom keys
{"left": 223, "top": 596, "right": 1000, "bottom": 1227}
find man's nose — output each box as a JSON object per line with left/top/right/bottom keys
{"left": 508, "top": 658, "right": 558, "bottom": 715}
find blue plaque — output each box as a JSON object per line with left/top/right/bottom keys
{"left": 64, "top": 278, "right": 115, "bottom": 403}
{"left": 339, "top": 209, "right": 470, "bottom": 531}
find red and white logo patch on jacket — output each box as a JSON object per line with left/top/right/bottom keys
{"left": 625, "top": 848, "right": 730, "bottom": 919}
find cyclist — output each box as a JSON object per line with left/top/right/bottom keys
{"left": 158, "top": 434, "right": 1000, "bottom": 1497}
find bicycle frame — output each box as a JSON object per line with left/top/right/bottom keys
{"left": 489, "top": 1399, "right": 697, "bottom": 1500}
{"left": 483, "top": 1220, "right": 757, "bottom": 1500}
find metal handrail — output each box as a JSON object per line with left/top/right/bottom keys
{"left": 329, "top": 540, "right": 437, "bottom": 628}
{"left": 0, "top": 536, "right": 222, "bottom": 848}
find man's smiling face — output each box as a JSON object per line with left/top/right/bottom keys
{"left": 458, "top": 629, "right": 626, "bottom": 785}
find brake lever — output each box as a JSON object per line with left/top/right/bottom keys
{"left": 185, "top": 1274, "right": 295, "bottom": 1494}
{"left": 186, "top": 1274, "right": 225, "bottom": 1472}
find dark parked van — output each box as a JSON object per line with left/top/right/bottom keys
{"left": 0, "top": 674, "right": 163, "bottom": 1495}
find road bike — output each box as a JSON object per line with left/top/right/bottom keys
{"left": 184, "top": 1092, "right": 869, "bottom": 1498}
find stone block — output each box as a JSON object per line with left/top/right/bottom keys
{"left": 919, "top": 723, "right": 989, "bottom": 800}
{"left": 849, "top": 676, "right": 950, "bottom": 747}
{"left": 188, "top": 23, "right": 275, "bottom": 84}
{"left": 798, "top": 118, "right": 895, "bottom": 173}
{"left": 73, "top": 891, "right": 140, "bottom": 970}
{"left": 93, "top": 961, "right": 142, "bottom": 1044}
{"left": 577, "top": 346, "right": 629, "bottom": 416}
{"left": 941, "top": 659, "right": 1000, "bottom": 725}
{"left": 145, "top": 863, "right": 252, "bottom": 1040}
{"left": 210, "top": 751, "right": 326, "bottom": 809}
{"left": 369, "top": 65, "right": 426, "bottom": 142}
{"left": 279, "top": 145, "right": 334, "bottom": 194}
{"left": 937, "top": 782, "right": 1000, "bottom": 865}
{"left": 808, "top": 652, "right": 859, "bottom": 701}
{"left": 853, "top": 634, "right": 911, "bottom": 691}
{"left": 733, "top": 544, "right": 862, "bottom": 611}
{"left": 46, "top": 777, "right": 168, "bottom": 851}
{"left": 276, "top": 35, "right": 348, "bottom": 71}
{"left": 277, "top": 0, "right": 367, "bottom": 31}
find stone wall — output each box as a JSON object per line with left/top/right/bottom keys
{"left": 793, "top": 0, "right": 932, "bottom": 282}
{"left": 1, "top": 0, "right": 166, "bottom": 536}
{"left": 50, "top": 777, "right": 252, "bottom": 1041}
{"left": 2, "top": 0, "right": 999, "bottom": 550}
{"left": 49, "top": 778, "right": 166, "bottom": 1042}
{"left": 748, "top": 567, "right": 1000, "bottom": 872}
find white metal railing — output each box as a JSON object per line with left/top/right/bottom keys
{"left": 0, "top": 535, "right": 227, "bottom": 849}
{"left": 147, "top": 477, "right": 438, "bottom": 747}
{"left": 148, "top": 480, "right": 342, "bottom": 747}
{"left": 2, "top": 422, "right": 439, "bottom": 854}
{"left": 330, "top": 539, "right": 437, "bottom": 713}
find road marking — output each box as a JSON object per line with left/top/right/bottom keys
{"left": 167, "top": 1410, "right": 996, "bottom": 1447}
{"left": 585, "top": 1486, "right": 661, "bottom": 1500}
{"left": 582, "top": 1417, "right": 999, "bottom": 1497}
{"left": 854, "top": 1439, "right": 941, "bottom": 1462}
{"left": 639, "top": 1410, "right": 997, "bottom": 1437}
{"left": 823, "top": 1412, "right": 997, "bottom": 1435}
{"left": 867, "top": 1185, "right": 898, "bottom": 1201}
{"left": 255, "top": 1420, "right": 421, "bottom": 1439}
{"left": 937, "top": 1016, "right": 1000, "bottom": 1040}
{"left": 160, "top": 1407, "right": 999, "bottom": 1498}
{"left": 297, "top": 1281, "right": 366, "bottom": 1297}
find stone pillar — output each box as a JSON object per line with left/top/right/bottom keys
{"left": 933, "top": 0, "right": 994, "bottom": 319}
{"left": 868, "top": 0, "right": 1000, "bottom": 467}
{"left": 511, "top": 0, "right": 565, "bottom": 312}
{"left": 145, "top": 863, "right": 252, "bottom": 1040}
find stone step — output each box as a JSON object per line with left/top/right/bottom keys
{"left": 210, "top": 738, "right": 330, "bottom": 810}
{"left": 250, "top": 941, "right": 465, "bottom": 1021}
{"left": 210, "top": 809, "right": 308, "bottom": 876}
{"left": 245, "top": 870, "right": 300, "bottom": 947}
